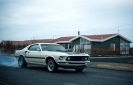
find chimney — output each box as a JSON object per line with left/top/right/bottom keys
{"left": 78, "top": 31, "right": 80, "bottom": 35}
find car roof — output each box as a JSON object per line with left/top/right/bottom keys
{"left": 23, "top": 43, "right": 60, "bottom": 50}
{"left": 32, "top": 43, "right": 60, "bottom": 45}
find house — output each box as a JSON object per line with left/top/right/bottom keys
{"left": 48, "top": 33, "right": 132, "bottom": 54}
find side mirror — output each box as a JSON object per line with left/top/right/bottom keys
{"left": 36, "top": 48, "right": 41, "bottom": 51}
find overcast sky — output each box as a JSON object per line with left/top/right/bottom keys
{"left": 0, "top": 0, "right": 133, "bottom": 46}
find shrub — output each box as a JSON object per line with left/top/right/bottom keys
{"left": 90, "top": 48, "right": 99, "bottom": 56}
{"left": 2, "top": 41, "right": 15, "bottom": 54}
{"left": 129, "top": 48, "right": 133, "bottom": 56}
{"left": 90, "top": 48, "right": 121, "bottom": 57}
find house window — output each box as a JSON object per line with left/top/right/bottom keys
{"left": 80, "top": 38, "right": 84, "bottom": 44}
{"left": 61, "top": 44, "right": 65, "bottom": 48}
{"left": 110, "top": 43, "right": 115, "bottom": 51}
{"left": 120, "top": 38, "right": 130, "bottom": 54}
{"left": 80, "top": 38, "right": 90, "bottom": 45}
{"left": 68, "top": 44, "right": 72, "bottom": 49}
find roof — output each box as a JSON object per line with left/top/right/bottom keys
{"left": 48, "top": 36, "right": 75, "bottom": 43}
{"left": 1, "top": 34, "right": 132, "bottom": 45}
{"left": 70, "top": 33, "right": 132, "bottom": 43}
{"left": 83, "top": 34, "right": 115, "bottom": 40}
{"left": 82, "top": 33, "right": 132, "bottom": 42}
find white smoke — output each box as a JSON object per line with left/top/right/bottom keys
{"left": 0, "top": 56, "right": 19, "bottom": 67}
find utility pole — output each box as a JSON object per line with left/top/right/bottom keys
{"left": 53, "top": 35, "right": 55, "bottom": 40}
{"left": 118, "top": 29, "right": 120, "bottom": 34}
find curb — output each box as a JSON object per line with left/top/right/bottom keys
{"left": 89, "top": 62, "right": 133, "bottom": 71}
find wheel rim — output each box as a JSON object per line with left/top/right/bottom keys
{"left": 48, "top": 60, "right": 54, "bottom": 71}
{"left": 19, "top": 57, "right": 23, "bottom": 66}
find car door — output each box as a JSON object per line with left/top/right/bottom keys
{"left": 25, "top": 44, "right": 41, "bottom": 64}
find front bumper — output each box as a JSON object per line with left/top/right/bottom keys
{"left": 57, "top": 61, "right": 90, "bottom": 69}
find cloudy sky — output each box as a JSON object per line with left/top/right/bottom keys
{"left": 0, "top": 0, "right": 133, "bottom": 46}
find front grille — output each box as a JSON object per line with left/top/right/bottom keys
{"left": 66, "top": 56, "right": 88, "bottom": 61}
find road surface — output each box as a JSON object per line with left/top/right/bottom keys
{"left": 0, "top": 66, "right": 133, "bottom": 85}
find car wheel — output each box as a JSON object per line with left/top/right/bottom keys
{"left": 75, "top": 68, "right": 84, "bottom": 72}
{"left": 18, "top": 56, "right": 27, "bottom": 67}
{"left": 47, "top": 59, "right": 58, "bottom": 72}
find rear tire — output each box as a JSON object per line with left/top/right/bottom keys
{"left": 18, "top": 56, "right": 27, "bottom": 67}
{"left": 47, "top": 59, "right": 58, "bottom": 72}
{"left": 75, "top": 68, "right": 84, "bottom": 72}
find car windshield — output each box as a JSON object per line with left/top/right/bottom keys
{"left": 41, "top": 44, "right": 66, "bottom": 51}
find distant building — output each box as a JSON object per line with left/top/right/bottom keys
{"left": 1, "top": 39, "right": 52, "bottom": 46}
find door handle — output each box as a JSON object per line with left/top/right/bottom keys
{"left": 25, "top": 51, "right": 30, "bottom": 54}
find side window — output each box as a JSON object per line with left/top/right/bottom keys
{"left": 41, "top": 45, "right": 48, "bottom": 51}
{"left": 28, "top": 44, "right": 40, "bottom": 51}
{"left": 41, "top": 45, "right": 54, "bottom": 51}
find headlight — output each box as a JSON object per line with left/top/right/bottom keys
{"left": 66, "top": 57, "right": 71, "bottom": 61}
{"left": 67, "top": 57, "right": 70, "bottom": 60}
{"left": 59, "top": 56, "right": 66, "bottom": 60}
{"left": 59, "top": 56, "right": 63, "bottom": 60}
{"left": 84, "top": 56, "right": 88, "bottom": 60}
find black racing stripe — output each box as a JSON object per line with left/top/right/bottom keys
{"left": 25, "top": 57, "right": 45, "bottom": 59}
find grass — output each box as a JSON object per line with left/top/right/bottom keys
{"left": 90, "top": 63, "right": 133, "bottom": 71}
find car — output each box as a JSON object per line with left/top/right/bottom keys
{"left": 15, "top": 43, "right": 90, "bottom": 72}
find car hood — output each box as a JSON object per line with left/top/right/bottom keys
{"left": 42, "top": 51, "right": 89, "bottom": 56}
{"left": 61, "top": 51, "right": 81, "bottom": 54}
{"left": 57, "top": 51, "right": 89, "bottom": 56}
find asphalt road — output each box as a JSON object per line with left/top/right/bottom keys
{"left": 0, "top": 66, "right": 133, "bottom": 85}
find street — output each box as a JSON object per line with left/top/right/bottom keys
{"left": 0, "top": 65, "right": 133, "bottom": 85}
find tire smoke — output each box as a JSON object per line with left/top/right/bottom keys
{"left": 0, "top": 55, "right": 19, "bottom": 67}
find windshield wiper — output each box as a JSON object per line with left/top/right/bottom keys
{"left": 44, "top": 50, "right": 54, "bottom": 51}
{"left": 56, "top": 50, "right": 66, "bottom": 52}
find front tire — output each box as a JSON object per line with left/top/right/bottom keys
{"left": 18, "top": 56, "right": 27, "bottom": 67}
{"left": 75, "top": 68, "right": 84, "bottom": 72}
{"left": 47, "top": 59, "right": 58, "bottom": 72}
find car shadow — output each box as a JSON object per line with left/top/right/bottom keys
{"left": 26, "top": 66, "right": 47, "bottom": 71}
{"left": 26, "top": 66, "right": 88, "bottom": 74}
